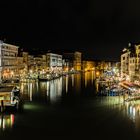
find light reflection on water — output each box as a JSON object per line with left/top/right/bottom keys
{"left": 97, "top": 95, "right": 140, "bottom": 131}
{"left": 20, "top": 74, "right": 84, "bottom": 102}
{"left": 3, "top": 71, "right": 140, "bottom": 132}
{"left": 20, "top": 77, "right": 63, "bottom": 102}
{"left": 65, "top": 75, "right": 68, "bottom": 93}
{"left": 84, "top": 71, "right": 93, "bottom": 87}
{"left": 94, "top": 73, "right": 140, "bottom": 131}
{"left": 0, "top": 114, "right": 14, "bottom": 131}
{"left": 125, "top": 101, "right": 140, "bottom": 123}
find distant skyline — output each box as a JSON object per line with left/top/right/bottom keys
{"left": 1, "top": 0, "right": 140, "bottom": 61}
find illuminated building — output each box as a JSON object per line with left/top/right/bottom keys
{"left": 121, "top": 47, "right": 130, "bottom": 77}
{"left": 17, "top": 51, "right": 29, "bottom": 77}
{"left": 46, "top": 53, "right": 62, "bottom": 72}
{"left": 95, "top": 61, "right": 113, "bottom": 71}
{"left": 74, "top": 52, "right": 82, "bottom": 71}
{"left": 62, "top": 59, "right": 69, "bottom": 72}
{"left": 18, "top": 51, "right": 48, "bottom": 78}
{"left": 33, "top": 55, "right": 47, "bottom": 72}
{"left": 0, "top": 40, "right": 19, "bottom": 81}
{"left": 63, "top": 51, "right": 82, "bottom": 71}
{"left": 94, "top": 60, "right": 119, "bottom": 77}
{"left": 17, "top": 56, "right": 24, "bottom": 77}
{"left": 135, "top": 45, "right": 140, "bottom": 77}
{"left": 82, "top": 61, "right": 95, "bottom": 71}
{"left": 22, "top": 52, "right": 29, "bottom": 64}
{"left": 121, "top": 43, "right": 140, "bottom": 80}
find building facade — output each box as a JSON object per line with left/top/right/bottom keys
{"left": 74, "top": 52, "right": 82, "bottom": 71}
{"left": 63, "top": 51, "right": 82, "bottom": 71}
{"left": 121, "top": 48, "right": 130, "bottom": 77}
{"left": 121, "top": 43, "right": 140, "bottom": 80}
{"left": 0, "top": 41, "right": 19, "bottom": 81}
{"left": 46, "top": 53, "right": 63, "bottom": 73}
{"left": 82, "top": 61, "right": 95, "bottom": 71}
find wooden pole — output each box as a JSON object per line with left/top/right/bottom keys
{"left": 1, "top": 100, "right": 4, "bottom": 112}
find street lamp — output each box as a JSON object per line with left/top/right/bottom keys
{"left": 11, "top": 71, "right": 14, "bottom": 78}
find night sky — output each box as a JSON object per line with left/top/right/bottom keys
{"left": 1, "top": 0, "right": 140, "bottom": 60}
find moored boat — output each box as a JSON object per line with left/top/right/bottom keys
{"left": 0, "top": 85, "right": 20, "bottom": 111}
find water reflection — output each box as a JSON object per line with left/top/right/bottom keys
{"left": 74, "top": 74, "right": 81, "bottom": 94}
{"left": 29, "top": 82, "right": 33, "bottom": 101}
{"left": 20, "top": 72, "right": 140, "bottom": 126}
{"left": 98, "top": 96, "right": 140, "bottom": 132}
{"left": 125, "top": 101, "right": 140, "bottom": 122}
{"left": 20, "top": 82, "right": 35, "bottom": 101}
{"left": 0, "top": 114, "right": 14, "bottom": 131}
{"left": 84, "top": 71, "right": 93, "bottom": 87}
{"left": 94, "top": 74, "right": 140, "bottom": 127}
{"left": 49, "top": 78, "right": 62, "bottom": 102}
{"left": 71, "top": 74, "right": 74, "bottom": 87}
{"left": 20, "top": 77, "right": 63, "bottom": 103}
{"left": 3, "top": 72, "right": 140, "bottom": 136}
{"left": 66, "top": 75, "right": 68, "bottom": 93}
{"left": 20, "top": 72, "right": 96, "bottom": 102}
{"left": 119, "top": 100, "right": 140, "bottom": 132}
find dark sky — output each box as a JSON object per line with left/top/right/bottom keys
{"left": 1, "top": 0, "right": 140, "bottom": 60}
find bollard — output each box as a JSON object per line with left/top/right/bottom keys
{"left": 1, "top": 100, "right": 4, "bottom": 112}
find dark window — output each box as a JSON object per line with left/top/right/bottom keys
{"left": 52, "top": 59, "right": 55, "bottom": 62}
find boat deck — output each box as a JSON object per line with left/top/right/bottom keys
{"left": 0, "top": 86, "right": 14, "bottom": 92}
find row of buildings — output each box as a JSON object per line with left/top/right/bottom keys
{"left": 121, "top": 43, "right": 140, "bottom": 81}
{"left": 0, "top": 40, "right": 119, "bottom": 81}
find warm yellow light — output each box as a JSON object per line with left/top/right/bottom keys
{"left": 30, "top": 70, "right": 33, "bottom": 73}
{"left": 11, "top": 71, "right": 14, "bottom": 75}
{"left": 3, "top": 72, "right": 8, "bottom": 76}
{"left": 65, "top": 67, "right": 68, "bottom": 71}
{"left": 96, "top": 71, "right": 100, "bottom": 76}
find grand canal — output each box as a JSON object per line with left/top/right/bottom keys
{"left": 1, "top": 71, "right": 140, "bottom": 139}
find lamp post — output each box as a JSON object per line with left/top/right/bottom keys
{"left": 11, "top": 71, "right": 14, "bottom": 79}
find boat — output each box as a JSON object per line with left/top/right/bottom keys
{"left": 0, "top": 85, "right": 20, "bottom": 110}
{"left": 38, "top": 77, "right": 51, "bottom": 81}
{"left": 38, "top": 74, "right": 61, "bottom": 81}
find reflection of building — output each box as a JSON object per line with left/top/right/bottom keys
{"left": 63, "top": 51, "right": 82, "bottom": 71}
{"left": 125, "top": 101, "right": 140, "bottom": 128}
{"left": 74, "top": 74, "right": 81, "bottom": 93}
{"left": 49, "top": 78, "right": 62, "bottom": 101}
{"left": 46, "top": 53, "right": 62, "bottom": 72}
{"left": 0, "top": 41, "right": 19, "bottom": 81}
{"left": 0, "top": 114, "right": 15, "bottom": 130}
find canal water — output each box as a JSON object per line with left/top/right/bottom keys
{"left": 0, "top": 71, "right": 140, "bottom": 139}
